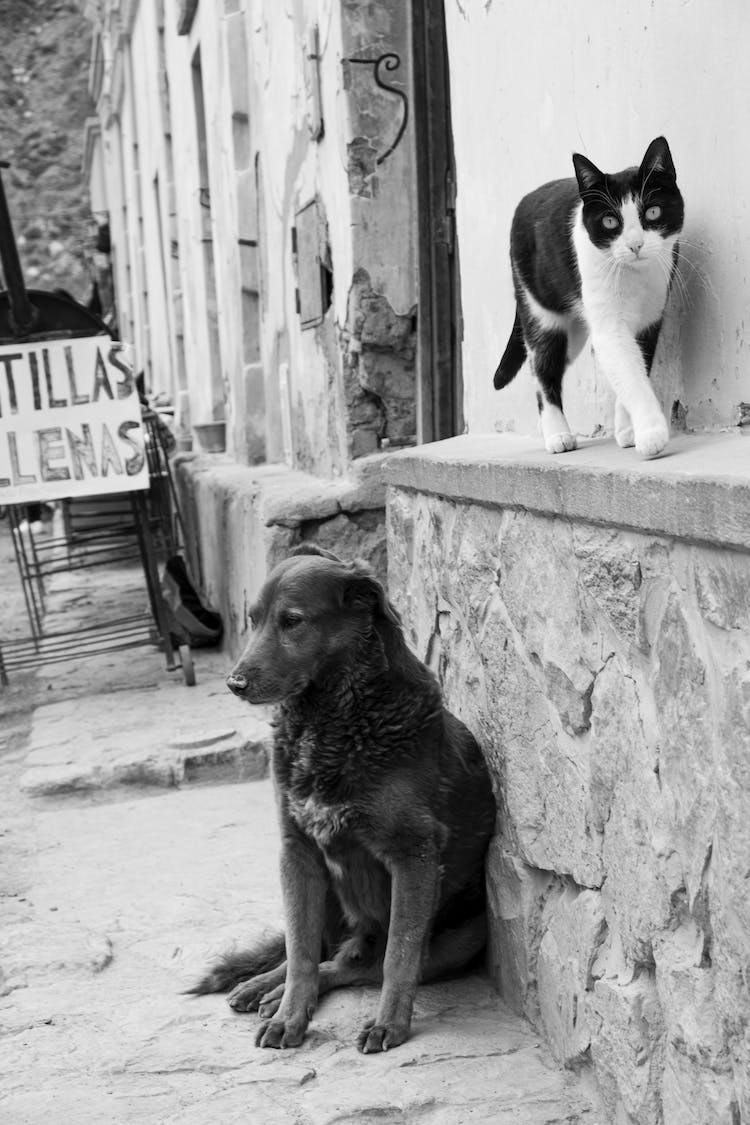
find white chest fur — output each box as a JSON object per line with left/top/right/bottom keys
{"left": 287, "top": 791, "right": 353, "bottom": 847}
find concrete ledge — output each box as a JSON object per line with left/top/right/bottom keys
{"left": 385, "top": 432, "right": 750, "bottom": 551}
{"left": 173, "top": 452, "right": 392, "bottom": 656}
{"left": 174, "top": 450, "right": 390, "bottom": 527}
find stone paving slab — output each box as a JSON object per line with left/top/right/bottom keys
{"left": 0, "top": 780, "right": 603, "bottom": 1124}
{"left": 19, "top": 676, "right": 271, "bottom": 795}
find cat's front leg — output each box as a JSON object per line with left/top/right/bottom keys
{"left": 614, "top": 399, "right": 635, "bottom": 448}
{"left": 591, "top": 328, "right": 669, "bottom": 459}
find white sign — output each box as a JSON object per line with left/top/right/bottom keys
{"left": 0, "top": 337, "right": 150, "bottom": 504}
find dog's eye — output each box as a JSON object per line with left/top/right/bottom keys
{"left": 279, "top": 611, "right": 304, "bottom": 630}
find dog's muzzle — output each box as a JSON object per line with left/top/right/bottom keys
{"left": 226, "top": 673, "right": 249, "bottom": 696}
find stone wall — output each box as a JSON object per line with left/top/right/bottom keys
{"left": 386, "top": 434, "right": 750, "bottom": 1125}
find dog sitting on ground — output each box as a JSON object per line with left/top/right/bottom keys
{"left": 189, "top": 546, "right": 496, "bottom": 1053}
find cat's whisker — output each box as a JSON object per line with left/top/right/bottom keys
{"left": 679, "top": 238, "right": 715, "bottom": 262}
{"left": 673, "top": 248, "right": 714, "bottom": 298}
{"left": 584, "top": 189, "right": 621, "bottom": 211}
{"left": 674, "top": 237, "right": 710, "bottom": 255}
{"left": 640, "top": 162, "right": 658, "bottom": 198}
{"left": 660, "top": 255, "right": 692, "bottom": 309}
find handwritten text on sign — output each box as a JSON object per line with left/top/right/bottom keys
{"left": 0, "top": 337, "right": 149, "bottom": 503}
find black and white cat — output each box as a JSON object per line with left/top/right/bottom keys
{"left": 493, "top": 136, "right": 684, "bottom": 458}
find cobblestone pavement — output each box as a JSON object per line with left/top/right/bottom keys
{"left": 0, "top": 520, "right": 604, "bottom": 1123}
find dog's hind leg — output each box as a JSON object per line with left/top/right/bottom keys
{"left": 254, "top": 916, "right": 486, "bottom": 1021}
{"left": 421, "top": 913, "right": 487, "bottom": 982}
{"left": 258, "top": 952, "right": 385, "bottom": 1019}
{"left": 228, "top": 960, "right": 288, "bottom": 1013}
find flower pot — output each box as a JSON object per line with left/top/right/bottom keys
{"left": 193, "top": 421, "right": 226, "bottom": 454}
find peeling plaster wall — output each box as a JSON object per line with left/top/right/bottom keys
{"left": 342, "top": 268, "right": 417, "bottom": 457}
{"left": 388, "top": 484, "right": 750, "bottom": 1125}
{"left": 444, "top": 0, "right": 750, "bottom": 442}
{"left": 90, "top": 0, "right": 417, "bottom": 481}
{"left": 248, "top": 0, "right": 418, "bottom": 474}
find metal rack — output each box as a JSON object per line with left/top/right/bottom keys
{"left": 1, "top": 413, "right": 195, "bottom": 686}
{"left": 1, "top": 414, "right": 195, "bottom": 685}
{"left": 0, "top": 162, "right": 196, "bottom": 687}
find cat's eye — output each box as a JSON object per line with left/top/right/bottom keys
{"left": 645, "top": 205, "right": 662, "bottom": 221}
{"left": 602, "top": 214, "right": 619, "bottom": 230}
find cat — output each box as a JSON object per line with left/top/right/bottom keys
{"left": 493, "top": 136, "right": 684, "bottom": 459}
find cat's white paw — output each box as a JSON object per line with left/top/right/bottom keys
{"left": 635, "top": 422, "right": 669, "bottom": 459}
{"left": 614, "top": 399, "right": 635, "bottom": 447}
{"left": 545, "top": 432, "right": 578, "bottom": 454}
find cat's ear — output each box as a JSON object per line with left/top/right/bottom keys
{"left": 640, "top": 136, "right": 676, "bottom": 181}
{"left": 572, "top": 153, "right": 605, "bottom": 196}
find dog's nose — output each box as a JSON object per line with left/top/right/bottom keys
{"left": 226, "top": 673, "right": 248, "bottom": 695}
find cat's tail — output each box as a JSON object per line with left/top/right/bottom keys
{"left": 493, "top": 306, "right": 527, "bottom": 389}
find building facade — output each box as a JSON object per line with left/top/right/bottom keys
{"left": 83, "top": 2, "right": 750, "bottom": 1122}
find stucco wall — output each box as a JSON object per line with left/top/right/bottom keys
{"left": 88, "top": 1, "right": 418, "bottom": 478}
{"left": 386, "top": 434, "right": 750, "bottom": 1125}
{"left": 444, "top": 0, "right": 750, "bottom": 442}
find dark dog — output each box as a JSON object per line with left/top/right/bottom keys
{"left": 190, "top": 546, "right": 496, "bottom": 1053}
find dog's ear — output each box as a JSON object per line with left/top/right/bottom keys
{"left": 288, "top": 544, "right": 342, "bottom": 563}
{"left": 342, "top": 565, "right": 402, "bottom": 629}
{"left": 342, "top": 564, "right": 426, "bottom": 682}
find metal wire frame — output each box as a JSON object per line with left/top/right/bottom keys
{"left": 0, "top": 412, "right": 191, "bottom": 685}
{"left": 0, "top": 613, "right": 157, "bottom": 674}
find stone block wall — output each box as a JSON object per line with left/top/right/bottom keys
{"left": 386, "top": 434, "right": 750, "bottom": 1125}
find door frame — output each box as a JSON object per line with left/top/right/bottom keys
{"left": 411, "top": 0, "right": 463, "bottom": 443}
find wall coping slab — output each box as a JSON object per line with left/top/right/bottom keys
{"left": 384, "top": 432, "right": 750, "bottom": 552}
{"left": 174, "top": 450, "right": 390, "bottom": 527}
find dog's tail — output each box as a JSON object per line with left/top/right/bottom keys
{"left": 185, "top": 930, "right": 286, "bottom": 995}
{"left": 493, "top": 305, "right": 526, "bottom": 389}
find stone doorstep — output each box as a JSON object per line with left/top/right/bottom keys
{"left": 20, "top": 690, "right": 273, "bottom": 797}
{"left": 19, "top": 732, "right": 270, "bottom": 797}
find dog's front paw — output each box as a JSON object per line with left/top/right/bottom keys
{"left": 634, "top": 420, "right": 669, "bottom": 459}
{"left": 356, "top": 1020, "right": 409, "bottom": 1054}
{"left": 255, "top": 1014, "right": 309, "bottom": 1049}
